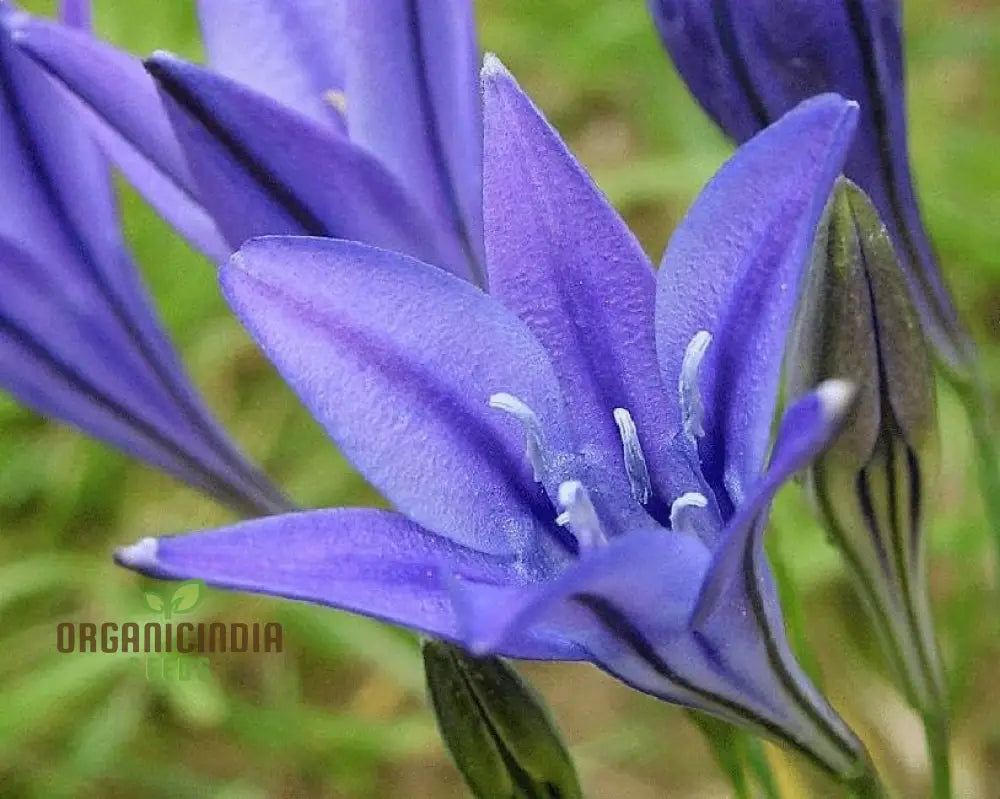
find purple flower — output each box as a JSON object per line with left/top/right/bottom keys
{"left": 115, "top": 58, "right": 869, "bottom": 778}
{"left": 0, "top": 1, "right": 287, "bottom": 516}
{"left": 6, "top": 0, "right": 486, "bottom": 284}
{"left": 647, "top": 0, "right": 972, "bottom": 372}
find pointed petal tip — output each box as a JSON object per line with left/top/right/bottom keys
{"left": 113, "top": 536, "right": 159, "bottom": 572}
{"left": 816, "top": 378, "right": 857, "bottom": 420}
{"left": 1, "top": 9, "right": 31, "bottom": 37}
{"left": 480, "top": 52, "right": 512, "bottom": 83}
{"left": 142, "top": 49, "right": 184, "bottom": 77}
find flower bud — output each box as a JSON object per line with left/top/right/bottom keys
{"left": 787, "top": 178, "right": 944, "bottom": 713}
{"left": 422, "top": 641, "right": 582, "bottom": 799}
{"left": 648, "top": 0, "right": 973, "bottom": 373}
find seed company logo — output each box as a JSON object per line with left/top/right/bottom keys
{"left": 57, "top": 580, "right": 283, "bottom": 681}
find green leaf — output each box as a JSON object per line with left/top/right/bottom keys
{"left": 169, "top": 580, "right": 205, "bottom": 615}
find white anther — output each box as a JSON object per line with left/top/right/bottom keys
{"left": 489, "top": 392, "right": 548, "bottom": 481}
{"left": 613, "top": 407, "right": 651, "bottom": 505}
{"left": 555, "top": 480, "right": 607, "bottom": 552}
{"left": 679, "top": 330, "right": 712, "bottom": 439}
{"left": 669, "top": 491, "right": 708, "bottom": 534}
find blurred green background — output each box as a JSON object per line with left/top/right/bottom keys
{"left": 1, "top": 1, "right": 998, "bottom": 796}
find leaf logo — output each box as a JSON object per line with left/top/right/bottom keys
{"left": 142, "top": 580, "right": 206, "bottom": 619}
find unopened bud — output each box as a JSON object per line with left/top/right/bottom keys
{"left": 423, "top": 641, "right": 582, "bottom": 799}
{"left": 788, "top": 178, "right": 944, "bottom": 713}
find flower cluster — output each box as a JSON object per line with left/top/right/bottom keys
{"left": 3, "top": 0, "right": 986, "bottom": 795}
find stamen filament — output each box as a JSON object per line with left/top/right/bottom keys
{"left": 489, "top": 392, "right": 548, "bottom": 481}
{"left": 613, "top": 407, "right": 651, "bottom": 504}
{"left": 670, "top": 491, "right": 708, "bottom": 534}
{"left": 556, "top": 480, "right": 607, "bottom": 552}
{"left": 680, "top": 330, "right": 712, "bottom": 440}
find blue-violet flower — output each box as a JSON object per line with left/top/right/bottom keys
{"left": 116, "top": 58, "right": 870, "bottom": 778}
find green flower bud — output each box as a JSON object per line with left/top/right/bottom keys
{"left": 787, "top": 178, "right": 944, "bottom": 714}
{"left": 422, "top": 641, "right": 582, "bottom": 799}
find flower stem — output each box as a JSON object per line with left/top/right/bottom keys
{"left": 952, "top": 372, "right": 1000, "bottom": 577}
{"left": 922, "top": 708, "right": 952, "bottom": 799}
{"left": 843, "top": 759, "right": 888, "bottom": 799}
{"left": 744, "top": 737, "right": 781, "bottom": 799}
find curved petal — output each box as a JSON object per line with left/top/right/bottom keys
{"left": 482, "top": 57, "right": 697, "bottom": 515}
{"left": 656, "top": 94, "right": 857, "bottom": 505}
{"left": 223, "top": 236, "right": 574, "bottom": 559}
{"left": 693, "top": 381, "right": 856, "bottom": 625}
{"left": 5, "top": 11, "right": 229, "bottom": 259}
{"left": 647, "top": 0, "right": 766, "bottom": 143}
{"left": 147, "top": 53, "right": 467, "bottom": 277}
{"left": 650, "top": 0, "right": 970, "bottom": 369}
{"left": 0, "top": 238, "right": 288, "bottom": 516}
{"left": 114, "top": 509, "right": 523, "bottom": 645}
{"left": 197, "top": 0, "right": 345, "bottom": 130}
{"left": 594, "top": 558, "right": 864, "bottom": 779}
{"left": 454, "top": 519, "right": 863, "bottom": 777}
{"left": 341, "top": 0, "right": 484, "bottom": 277}
{"left": 455, "top": 529, "right": 709, "bottom": 656}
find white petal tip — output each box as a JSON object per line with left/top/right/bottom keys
{"left": 816, "top": 379, "right": 856, "bottom": 419}
{"left": 481, "top": 52, "right": 510, "bottom": 80}
{"left": 113, "top": 537, "right": 159, "bottom": 570}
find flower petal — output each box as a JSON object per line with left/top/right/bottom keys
{"left": 693, "top": 381, "right": 856, "bottom": 625}
{"left": 340, "top": 0, "right": 484, "bottom": 278}
{"left": 455, "top": 528, "right": 709, "bottom": 657}
{"left": 651, "top": 0, "right": 970, "bottom": 369}
{"left": 197, "top": 0, "right": 346, "bottom": 129}
{"left": 656, "top": 94, "right": 857, "bottom": 504}
{"left": 0, "top": 30, "right": 286, "bottom": 515}
{"left": 114, "top": 509, "right": 540, "bottom": 647}
{"left": 146, "top": 53, "right": 468, "bottom": 278}
{"left": 223, "top": 236, "right": 574, "bottom": 559}
{"left": 6, "top": 11, "right": 229, "bottom": 259}
{"left": 481, "top": 56, "right": 697, "bottom": 514}
{"left": 648, "top": 0, "right": 766, "bottom": 143}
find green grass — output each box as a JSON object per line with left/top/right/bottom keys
{"left": 2, "top": 1, "right": 999, "bottom": 796}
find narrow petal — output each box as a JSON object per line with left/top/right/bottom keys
{"left": 693, "top": 381, "right": 856, "bottom": 625}
{"left": 482, "top": 56, "right": 697, "bottom": 511}
{"left": 0, "top": 29, "right": 216, "bottom": 420}
{"left": 340, "top": 0, "right": 484, "bottom": 279}
{"left": 114, "top": 509, "right": 521, "bottom": 644}
{"left": 147, "top": 53, "right": 468, "bottom": 277}
{"left": 0, "top": 238, "right": 288, "bottom": 515}
{"left": 656, "top": 94, "right": 857, "bottom": 504}
{"left": 223, "top": 237, "right": 574, "bottom": 559}
{"left": 7, "top": 13, "right": 229, "bottom": 259}
{"left": 197, "top": 0, "right": 345, "bottom": 129}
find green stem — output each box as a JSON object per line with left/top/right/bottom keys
{"left": 685, "top": 711, "right": 754, "bottom": 799}
{"left": 922, "top": 709, "right": 952, "bottom": 799}
{"left": 744, "top": 737, "right": 782, "bottom": 799}
{"left": 952, "top": 371, "right": 1000, "bottom": 576}
{"left": 843, "top": 759, "right": 889, "bottom": 799}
